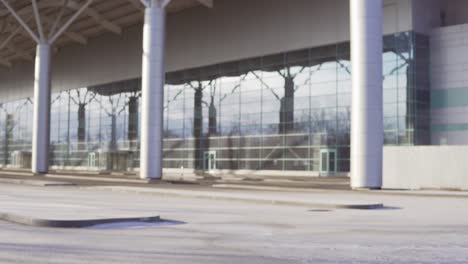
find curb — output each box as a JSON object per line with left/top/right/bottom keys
{"left": 88, "top": 186, "right": 384, "bottom": 210}
{"left": 0, "top": 170, "right": 197, "bottom": 185}
{"left": 1, "top": 171, "right": 467, "bottom": 199}
{"left": 0, "top": 170, "right": 148, "bottom": 184}
{"left": 213, "top": 184, "right": 338, "bottom": 192}
{"left": 0, "top": 212, "right": 161, "bottom": 228}
{"left": 0, "top": 178, "right": 76, "bottom": 187}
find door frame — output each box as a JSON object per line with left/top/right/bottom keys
{"left": 319, "top": 148, "right": 337, "bottom": 176}
{"left": 88, "top": 152, "right": 96, "bottom": 168}
{"left": 203, "top": 151, "right": 217, "bottom": 171}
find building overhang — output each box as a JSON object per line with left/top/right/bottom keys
{"left": 0, "top": 0, "right": 213, "bottom": 67}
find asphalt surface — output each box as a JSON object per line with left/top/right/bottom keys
{"left": 0, "top": 183, "right": 467, "bottom": 263}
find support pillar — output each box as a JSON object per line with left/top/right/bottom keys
{"left": 0, "top": 0, "right": 94, "bottom": 175}
{"left": 140, "top": 2, "right": 166, "bottom": 179}
{"left": 350, "top": 0, "right": 383, "bottom": 189}
{"left": 32, "top": 43, "right": 51, "bottom": 174}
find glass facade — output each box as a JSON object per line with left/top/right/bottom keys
{"left": 0, "top": 31, "right": 430, "bottom": 173}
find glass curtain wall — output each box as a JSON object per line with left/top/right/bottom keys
{"left": 0, "top": 31, "right": 430, "bottom": 173}
{"left": 48, "top": 79, "right": 141, "bottom": 170}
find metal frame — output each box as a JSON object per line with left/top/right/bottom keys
{"left": 319, "top": 148, "right": 337, "bottom": 176}
{"left": 203, "top": 150, "right": 216, "bottom": 171}
{"left": 0, "top": 0, "right": 213, "bottom": 67}
{"left": 0, "top": 0, "right": 214, "bottom": 175}
{"left": 0, "top": 0, "right": 94, "bottom": 45}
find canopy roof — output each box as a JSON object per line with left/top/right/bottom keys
{"left": 0, "top": 0, "right": 213, "bottom": 67}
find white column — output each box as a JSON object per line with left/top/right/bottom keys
{"left": 140, "top": 2, "right": 166, "bottom": 180}
{"left": 350, "top": 0, "right": 383, "bottom": 189}
{"left": 32, "top": 43, "right": 51, "bottom": 174}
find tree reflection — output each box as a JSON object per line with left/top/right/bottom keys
{"left": 100, "top": 94, "right": 126, "bottom": 151}
{"left": 205, "top": 80, "right": 218, "bottom": 136}
{"left": 126, "top": 90, "right": 141, "bottom": 149}
{"left": 0, "top": 98, "right": 32, "bottom": 165}
{"left": 163, "top": 87, "right": 183, "bottom": 137}
{"left": 391, "top": 33, "right": 415, "bottom": 143}
{"left": 69, "top": 88, "right": 96, "bottom": 146}
{"left": 252, "top": 64, "right": 322, "bottom": 134}
{"left": 188, "top": 80, "right": 213, "bottom": 169}
{"left": 216, "top": 75, "right": 247, "bottom": 135}
{"left": 89, "top": 79, "right": 141, "bottom": 151}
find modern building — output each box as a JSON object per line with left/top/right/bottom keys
{"left": 0, "top": 0, "right": 465, "bottom": 189}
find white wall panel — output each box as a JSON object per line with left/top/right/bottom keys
{"left": 383, "top": 146, "right": 468, "bottom": 190}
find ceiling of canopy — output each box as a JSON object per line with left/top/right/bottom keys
{"left": 0, "top": 0, "right": 213, "bottom": 67}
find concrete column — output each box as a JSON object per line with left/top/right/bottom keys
{"left": 140, "top": 2, "right": 166, "bottom": 180}
{"left": 350, "top": 0, "right": 383, "bottom": 189}
{"left": 32, "top": 43, "right": 51, "bottom": 174}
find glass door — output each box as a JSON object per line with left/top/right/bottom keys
{"left": 320, "top": 149, "right": 337, "bottom": 176}
{"left": 88, "top": 152, "right": 96, "bottom": 168}
{"left": 203, "top": 151, "right": 217, "bottom": 171}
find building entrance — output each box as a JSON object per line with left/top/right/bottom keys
{"left": 203, "top": 151, "right": 216, "bottom": 171}
{"left": 320, "top": 149, "right": 337, "bottom": 176}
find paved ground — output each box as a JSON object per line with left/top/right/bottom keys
{"left": 0, "top": 183, "right": 467, "bottom": 263}
{"left": 0, "top": 169, "right": 352, "bottom": 190}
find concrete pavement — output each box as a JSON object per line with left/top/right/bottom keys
{"left": 87, "top": 185, "right": 383, "bottom": 209}
{"left": 0, "top": 183, "right": 467, "bottom": 263}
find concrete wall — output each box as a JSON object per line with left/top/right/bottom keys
{"left": 0, "top": 0, "right": 413, "bottom": 102}
{"left": 444, "top": 0, "right": 468, "bottom": 27}
{"left": 383, "top": 146, "right": 468, "bottom": 190}
{"left": 430, "top": 23, "right": 468, "bottom": 145}
{"left": 411, "top": 0, "right": 442, "bottom": 34}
